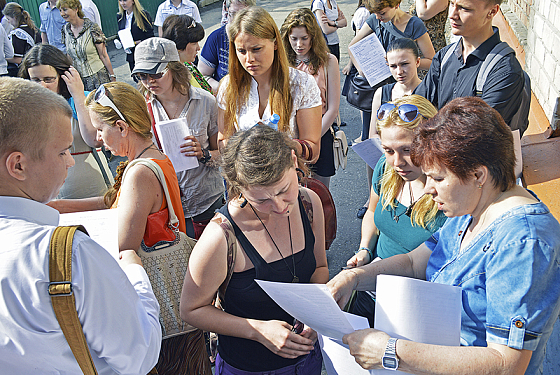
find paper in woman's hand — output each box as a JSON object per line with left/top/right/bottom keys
{"left": 155, "top": 118, "right": 199, "bottom": 172}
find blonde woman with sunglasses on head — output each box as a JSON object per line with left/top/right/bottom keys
{"left": 345, "top": 94, "right": 446, "bottom": 327}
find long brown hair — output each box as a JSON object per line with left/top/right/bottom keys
{"left": 2, "top": 2, "right": 37, "bottom": 31}
{"left": 223, "top": 6, "right": 293, "bottom": 138}
{"left": 280, "top": 8, "right": 329, "bottom": 76}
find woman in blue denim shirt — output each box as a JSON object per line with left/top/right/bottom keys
{"left": 328, "top": 97, "right": 560, "bottom": 375}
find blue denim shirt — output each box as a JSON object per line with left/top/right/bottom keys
{"left": 425, "top": 202, "right": 560, "bottom": 375}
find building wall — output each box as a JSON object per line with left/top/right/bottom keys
{"left": 503, "top": 0, "right": 560, "bottom": 128}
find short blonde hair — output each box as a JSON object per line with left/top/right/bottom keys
{"left": 56, "top": 0, "right": 84, "bottom": 19}
{"left": 0, "top": 77, "right": 72, "bottom": 160}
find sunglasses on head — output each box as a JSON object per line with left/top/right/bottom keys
{"left": 132, "top": 68, "right": 169, "bottom": 83}
{"left": 377, "top": 103, "right": 425, "bottom": 123}
{"left": 94, "top": 84, "right": 126, "bottom": 122}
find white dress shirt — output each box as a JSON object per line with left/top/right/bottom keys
{"left": 0, "top": 196, "right": 162, "bottom": 374}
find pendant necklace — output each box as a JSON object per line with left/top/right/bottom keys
{"left": 249, "top": 204, "right": 298, "bottom": 283}
{"left": 393, "top": 181, "right": 424, "bottom": 223}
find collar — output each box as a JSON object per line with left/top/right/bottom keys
{"left": 0, "top": 196, "right": 59, "bottom": 226}
{"left": 167, "top": 0, "right": 189, "bottom": 9}
{"left": 454, "top": 27, "right": 501, "bottom": 62}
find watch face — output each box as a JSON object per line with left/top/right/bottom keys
{"left": 382, "top": 356, "right": 398, "bottom": 370}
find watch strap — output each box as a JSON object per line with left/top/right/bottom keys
{"left": 382, "top": 337, "right": 399, "bottom": 370}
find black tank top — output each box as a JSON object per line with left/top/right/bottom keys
{"left": 217, "top": 196, "right": 317, "bottom": 371}
{"left": 381, "top": 82, "right": 396, "bottom": 104}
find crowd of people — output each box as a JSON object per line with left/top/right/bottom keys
{"left": 1, "top": 0, "right": 559, "bottom": 375}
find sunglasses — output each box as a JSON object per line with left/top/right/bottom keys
{"left": 94, "top": 84, "right": 126, "bottom": 122}
{"left": 132, "top": 68, "right": 169, "bottom": 83}
{"left": 377, "top": 103, "right": 425, "bottom": 123}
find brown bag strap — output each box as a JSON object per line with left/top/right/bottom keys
{"left": 298, "top": 186, "right": 314, "bottom": 224}
{"left": 49, "top": 225, "right": 98, "bottom": 375}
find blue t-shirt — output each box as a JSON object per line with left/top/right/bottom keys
{"left": 426, "top": 202, "right": 560, "bottom": 375}
{"left": 365, "top": 14, "right": 427, "bottom": 50}
{"left": 372, "top": 155, "right": 446, "bottom": 259}
{"left": 199, "top": 24, "right": 229, "bottom": 82}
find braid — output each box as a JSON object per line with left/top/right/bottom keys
{"left": 103, "top": 160, "right": 129, "bottom": 208}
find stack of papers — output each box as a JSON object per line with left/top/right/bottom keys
{"left": 256, "top": 275, "right": 461, "bottom": 375}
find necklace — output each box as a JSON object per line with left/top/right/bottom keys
{"left": 134, "top": 143, "right": 155, "bottom": 159}
{"left": 249, "top": 204, "right": 298, "bottom": 283}
{"left": 393, "top": 181, "right": 424, "bottom": 223}
{"left": 295, "top": 57, "right": 310, "bottom": 65}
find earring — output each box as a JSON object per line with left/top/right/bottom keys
{"left": 478, "top": 184, "right": 483, "bottom": 189}
{"left": 239, "top": 193, "right": 248, "bottom": 208}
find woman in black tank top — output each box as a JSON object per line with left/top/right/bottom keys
{"left": 180, "top": 125, "right": 328, "bottom": 374}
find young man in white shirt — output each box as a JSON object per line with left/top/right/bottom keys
{"left": 0, "top": 77, "right": 162, "bottom": 374}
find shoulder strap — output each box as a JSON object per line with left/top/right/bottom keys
{"left": 122, "top": 158, "right": 180, "bottom": 230}
{"left": 475, "top": 42, "right": 515, "bottom": 96}
{"left": 298, "top": 186, "right": 314, "bottom": 224}
{"left": 379, "top": 21, "right": 404, "bottom": 42}
{"left": 441, "top": 40, "right": 459, "bottom": 68}
{"left": 145, "top": 96, "right": 162, "bottom": 150}
{"left": 49, "top": 225, "right": 98, "bottom": 375}
{"left": 214, "top": 207, "right": 237, "bottom": 302}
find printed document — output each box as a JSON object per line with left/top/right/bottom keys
{"left": 352, "top": 136, "right": 384, "bottom": 169}
{"left": 373, "top": 275, "right": 462, "bottom": 374}
{"left": 349, "top": 33, "right": 391, "bottom": 87}
{"left": 257, "top": 275, "right": 462, "bottom": 375}
{"left": 59, "top": 209, "right": 119, "bottom": 259}
{"left": 155, "top": 118, "right": 199, "bottom": 172}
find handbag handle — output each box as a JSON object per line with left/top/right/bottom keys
{"left": 122, "top": 158, "right": 180, "bottom": 230}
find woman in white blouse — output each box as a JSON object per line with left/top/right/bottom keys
{"left": 217, "top": 6, "right": 322, "bottom": 164}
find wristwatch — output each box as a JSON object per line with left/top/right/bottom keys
{"left": 334, "top": 20, "right": 339, "bottom": 28}
{"left": 382, "top": 338, "right": 399, "bottom": 370}
{"left": 198, "top": 148, "right": 211, "bottom": 164}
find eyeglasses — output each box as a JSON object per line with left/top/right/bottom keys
{"left": 30, "top": 76, "right": 57, "bottom": 84}
{"left": 94, "top": 84, "right": 126, "bottom": 122}
{"left": 132, "top": 68, "right": 169, "bottom": 83}
{"left": 377, "top": 103, "right": 425, "bottom": 123}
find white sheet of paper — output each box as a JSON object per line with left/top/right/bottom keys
{"left": 58, "top": 209, "right": 119, "bottom": 259}
{"left": 320, "top": 312, "right": 373, "bottom": 375}
{"left": 351, "top": 136, "right": 384, "bottom": 169}
{"left": 372, "top": 275, "right": 462, "bottom": 374}
{"left": 118, "top": 28, "right": 135, "bottom": 50}
{"left": 155, "top": 118, "right": 199, "bottom": 172}
{"left": 349, "top": 33, "right": 391, "bottom": 87}
{"left": 255, "top": 280, "right": 354, "bottom": 340}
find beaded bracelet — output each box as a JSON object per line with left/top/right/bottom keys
{"left": 356, "top": 246, "right": 375, "bottom": 263}
{"left": 294, "top": 139, "right": 307, "bottom": 159}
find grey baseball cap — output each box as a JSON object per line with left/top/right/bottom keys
{"left": 132, "top": 38, "right": 180, "bottom": 75}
